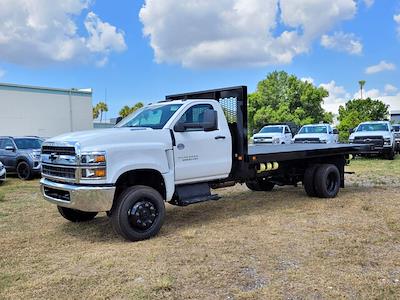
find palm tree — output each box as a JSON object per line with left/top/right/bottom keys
{"left": 96, "top": 102, "right": 108, "bottom": 122}
{"left": 92, "top": 106, "right": 99, "bottom": 120}
{"left": 359, "top": 80, "right": 366, "bottom": 99}
{"left": 119, "top": 105, "right": 131, "bottom": 118}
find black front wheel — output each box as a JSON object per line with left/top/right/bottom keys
{"left": 57, "top": 206, "right": 98, "bottom": 222}
{"left": 17, "top": 161, "right": 32, "bottom": 180}
{"left": 111, "top": 186, "right": 165, "bottom": 242}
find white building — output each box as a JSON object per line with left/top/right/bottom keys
{"left": 0, "top": 82, "right": 93, "bottom": 137}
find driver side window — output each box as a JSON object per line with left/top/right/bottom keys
{"left": 179, "top": 104, "right": 213, "bottom": 126}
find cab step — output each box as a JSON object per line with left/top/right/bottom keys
{"left": 169, "top": 183, "right": 221, "bottom": 206}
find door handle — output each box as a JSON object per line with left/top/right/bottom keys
{"left": 215, "top": 136, "right": 226, "bottom": 140}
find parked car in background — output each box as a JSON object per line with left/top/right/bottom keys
{"left": 293, "top": 124, "right": 338, "bottom": 144}
{"left": 0, "top": 136, "right": 43, "bottom": 180}
{"left": 0, "top": 161, "right": 5, "bottom": 184}
{"left": 252, "top": 125, "right": 293, "bottom": 144}
{"left": 349, "top": 121, "right": 396, "bottom": 160}
{"left": 392, "top": 124, "right": 400, "bottom": 152}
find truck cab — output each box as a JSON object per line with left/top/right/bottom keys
{"left": 252, "top": 125, "right": 292, "bottom": 145}
{"left": 293, "top": 124, "right": 338, "bottom": 144}
{"left": 349, "top": 121, "right": 396, "bottom": 159}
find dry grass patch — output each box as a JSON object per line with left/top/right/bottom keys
{"left": 1, "top": 158, "right": 400, "bottom": 299}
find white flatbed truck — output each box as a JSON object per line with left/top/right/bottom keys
{"left": 40, "top": 87, "right": 366, "bottom": 241}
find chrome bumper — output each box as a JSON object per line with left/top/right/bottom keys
{"left": 40, "top": 178, "right": 115, "bottom": 212}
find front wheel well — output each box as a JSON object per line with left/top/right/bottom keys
{"left": 114, "top": 169, "right": 166, "bottom": 202}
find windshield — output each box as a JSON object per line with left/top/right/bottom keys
{"left": 259, "top": 126, "right": 283, "bottom": 133}
{"left": 118, "top": 104, "right": 182, "bottom": 129}
{"left": 299, "top": 126, "right": 327, "bottom": 134}
{"left": 357, "top": 123, "right": 389, "bottom": 132}
{"left": 14, "top": 138, "right": 43, "bottom": 150}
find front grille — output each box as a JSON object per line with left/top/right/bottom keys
{"left": 354, "top": 136, "right": 384, "bottom": 147}
{"left": 295, "top": 138, "right": 320, "bottom": 143}
{"left": 42, "top": 146, "right": 76, "bottom": 156}
{"left": 42, "top": 165, "right": 76, "bottom": 179}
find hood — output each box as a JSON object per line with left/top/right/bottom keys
{"left": 253, "top": 132, "right": 282, "bottom": 139}
{"left": 45, "top": 127, "right": 173, "bottom": 151}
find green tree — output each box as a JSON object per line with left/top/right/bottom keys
{"left": 92, "top": 106, "right": 99, "bottom": 120}
{"left": 119, "top": 102, "right": 144, "bottom": 118}
{"left": 248, "top": 71, "right": 332, "bottom": 133}
{"left": 337, "top": 98, "right": 389, "bottom": 141}
{"left": 96, "top": 101, "right": 108, "bottom": 122}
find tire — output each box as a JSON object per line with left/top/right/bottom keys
{"left": 303, "top": 164, "right": 320, "bottom": 197}
{"left": 111, "top": 186, "right": 165, "bottom": 242}
{"left": 246, "top": 178, "right": 275, "bottom": 191}
{"left": 314, "top": 164, "right": 340, "bottom": 198}
{"left": 57, "top": 206, "right": 98, "bottom": 222}
{"left": 17, "top": 161, "right": 32, "bottom": 180}
{"left": 385, "top": 148, "right": 395, "bottom": 160}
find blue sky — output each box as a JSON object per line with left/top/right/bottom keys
{"left": 0, "top": 0, "right": 399, "bottom": 117}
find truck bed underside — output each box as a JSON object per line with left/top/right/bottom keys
{"left": 248, "top": 143, "right": 364, "bottom": 162}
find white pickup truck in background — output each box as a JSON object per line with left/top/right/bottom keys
{"left": 252, "top": 125, "right": 292, "bottom": 144}
{"left": 293, "top": 124, "right": 338, "bottom": 144}
{"left": 349, "top": 121, "right": 396, "bottom": 160}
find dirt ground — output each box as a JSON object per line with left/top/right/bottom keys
{"left": 1, "top": 157, "right": 400, "bottom": 299}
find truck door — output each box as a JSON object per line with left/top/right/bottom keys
{"left": 172, "top": 103, "right": 232, "bottom": 184}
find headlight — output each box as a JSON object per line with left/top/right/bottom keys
{"left": 320, "top": 139, "right": 327, "bottom": 143}
{"left": 29, "top": 152, "right": 41, "bottom": 161}
{"left": 349, "top": 139, "right": 354, "bottom": 143}
{"left": 81, "top": 152, "right": 106, "bottom": 164}
{"left": 81, "top": 168, "right": 107, "bottom": 179}
{"left": 384, "top": 138, "right": 391, "bottom": 145}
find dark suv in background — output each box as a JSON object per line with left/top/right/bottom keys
{"left": 0, "top": 136, "right": 43, "bottom": 180}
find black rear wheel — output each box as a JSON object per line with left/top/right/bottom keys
{"left": 111, "top": 186, "right": 165, "bottom": 242}
{"left": 57, "top": 206, "right": 98, "bottom": 222}
{"left": 314, "top": 164, "right": 340, "bottom": 198}
{"left": 303, "top": 164, "right": 320, "bottom": 197}
{"left": 17, "top": 161, "right": 32, "bottom": 180}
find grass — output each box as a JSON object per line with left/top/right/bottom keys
{"left": 1, "top": 157, "right": 400, "bottom": 299}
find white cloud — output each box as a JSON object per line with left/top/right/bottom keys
{"left": 301, "top": 77, "right": 314, "bottom": 84}
{"left": 394, "top": 14, "right": 400, "bottom": 37}
{"left": 364, "top": 0, "right": 374, "bottom": 8}
{"left": 0, "top": 0, "right": 126, "bottom": 67}
{"left": 319, "top": 81, "right": 350, "bottom": 113}
{"left": 384, "top": 84, "right": 398, "bottom": 94}
{"left": 139, "top": 0, "right": 357, "bottom": 68}
{"left": 365, "top": 61, "right": 396, "bottom": 74}
{"left": 320, "top": 32, "right": 363, "bottom": 55}
{"left": 0, "top": 68, "right": 5, "bottom": 78}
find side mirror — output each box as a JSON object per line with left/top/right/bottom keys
{"left": 5, "top": 146, "right": 15, "bottom": 151}
{"left": 174, "top": 122, "right": 185, "bottom": 132}
{"left": 202, "top": 109, "right": 218, "bottom": 132}
{"left": 333, "top": 129, "right": 339, "bottom": 134}
{"left": 349, "top": 128, "right": 354, "bottom": 134}
{"left": 253, "top": 129, "right": 257, "bottom": 135}
{"left": 115, "top": 116, "right": 123, "bottom": 125}
{"left": 173, "top": 109, "right": 218, "bottom": 132}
